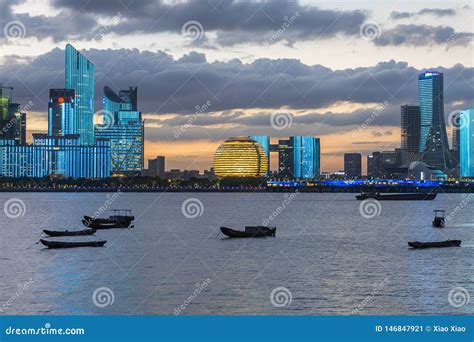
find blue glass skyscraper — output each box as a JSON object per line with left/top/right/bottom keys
{"left": 65, "top": 44, "right": 95, "bottom": 145}
{"left": 292, "top": 136, "right": 320, "bottom": 179}
{"left": 418, "top": 71, "right": 450, "bottom": 169}
{"left": 460, "top": 109, "right": 474, "bottom": 177}
{"left": 48, "top": 89, "right": 76, "bottom": 136}
{"left": 250, "top": 135, "right": 270, "bottom": 175}
{"left": 95, "top": 86, "right": 143, "bottom": 175}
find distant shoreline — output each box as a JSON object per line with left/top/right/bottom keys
{"left": 0, "top": 186, "right": 474, "bottom": 193}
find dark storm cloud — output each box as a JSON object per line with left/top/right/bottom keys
{"left": 374, "top": 25, "right": 473, "bottom": 47}
{"left": 0, "top": 0, "right": 97, "bottom": 43}
{"left": 1, "top": 48, "right": 472, "bottom": 136}
{"left": 391, "top": 8, "right": 456, "bottom": 20}
{"left": 1, "top": 0, "right": 367, "bottom": 46}
{"left": 49, "top": 0, "right": 367, "bottom": 46}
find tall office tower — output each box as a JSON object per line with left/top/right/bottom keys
{"left": 344, "top": 153, "right": 362, "bottom": 178}
{"left": 48, "top": 89, "right": 76, "bottom": 136}
{"left": 95, "top": 86, "right": 144, "bottom": 175}
{"left": 451, "top": 112, "right": 461, "bottom": 173}
{"left": 148, "top": 156, "right": 165, "bottom": 178}
{"left": 293, "top": 136, "right": 320, "bottom": 179}
{"left": 0, "top": 84, "right": 8, "bottom": 121}
{"left": 65, "top": 44, "right": 94, "bottom": 145}
{"left": 277, "top": 138, "right": 294, "bottom": 177}
{"left": 418, "top": 71, "right": 450, "bottom": 169}
{"left": 6, "top": 103, "right": 24, "bottom": 144}
{"left": 20, "top": 112, "right": 26, "bottom": 145}
{"left": 277, "top": 136, "right": 320, "bottom": 179}
{"left": 460, "top": 109, "right": 474, "bottom": 177}
{"left": 401, "top": 105, "right": 421, "bottom": 153}
{"left": 0, "top": 85, "right": 10, "bottom": 141}
{"left": 250, "top": 135, "right": 270, "bottom": 175}
{"left": 367, "top": 152, "right": 382, "bottom": 178}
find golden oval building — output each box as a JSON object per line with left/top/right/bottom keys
{"left": 213, "top": 137, "right": 269, "bottom": 178}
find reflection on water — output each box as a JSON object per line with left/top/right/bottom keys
{"left": 0, "top": 192, "right": 473, "bottom": 315}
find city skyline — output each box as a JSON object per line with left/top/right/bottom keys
{"left": 0, "top": 0, "right": 473, "bottom": 173}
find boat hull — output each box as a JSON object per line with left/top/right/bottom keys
{"left": 220, "top": 226, "right": 276, "bottom": 238}
{"left": 40, "top": 239, "right": 107, "bottom": 249}
{"left": 43, "top": 229, "right": 96, "bottom": 237}
{"left": 356, "top": 193, "right": 437, "bottom": 201}
{"left": 408, "top": 240, "right": 461, "bottom": 249}
{"left": 82, "top": 216, "right": 133, "bottom": 229}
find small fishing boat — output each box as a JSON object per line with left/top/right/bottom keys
{"left": 82, "top": 209, "right": 134, "bottom": 229}
{"left": 43, "top": 229, "right": 96, "bottom": 237}
{"left": 40, "top": 239, "right": 107, "bottom": 249}
{"left": 432, "top": 210, "right": 446, "bottom": 227}
{"left": 408, "top": 240, "right": 461, "bottom": 249}
{"left": 220, "top": 226, "right": 276, "bottom": 238}
{"left": 356, "top": 192, "right": 437, "bottom": 201}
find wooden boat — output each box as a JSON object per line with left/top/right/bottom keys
{"left": 408, "top": 240, "right": 461, "bottom": 249}
{"left": 432, "top": 210, "right": 446, "bottom": 227}
{"left": 356, "top": 192, "right": 437, "bottom": 201}
{"left": 220, "top": 226, "right": 276, "bottom": 238}
{"left": 82, "top": 209, "right": 134, "bottom": 229}
{"left": 40, "top": 239, "right": 107, "bottom": 249}
{"left": 43, "top": 229, "right": 96, "bottom": 237}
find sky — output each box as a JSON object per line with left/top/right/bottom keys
{"left": 0, "top": 0, "right": 472, "bottom": 173}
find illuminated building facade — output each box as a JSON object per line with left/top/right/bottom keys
{"left": 460, "top": 109, "right": 474, "bottom": 177}
{"left": 95, "top": 86, "right": 143, "bottom": 175}
{"left": 418, "top": 71, "right": 450, "bottom": 169}
{"left": 276, "top": 136, "right": 320, "bottom": 179}
{"left": 213, "top": 137, "right": 268, "bottom": 178}
{"left": 65, "top": 44, "right": 95, "bottom": 145}
{"left": 48, "top": 89, "right": 76, "bottom": 136}
{"left": 250, "top": 135, "right": 270, "bottom": 175}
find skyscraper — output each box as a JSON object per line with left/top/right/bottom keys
{"left": 148, "top": 156, "right": 165, "bottom": 178}
{"left": 460, "top": 109, "right": 474, "bottom": 177}
{"left": 293, "top": 136, "right": 320, "bottom": 179}
{"left": 344, "top": 153, "right": 362, "bottom": 178}
{"left": 95, "top": 86, "right": 144, "bottom": 175}
{"left": 401, "top": 105, "right": 420, "bottom": 153}
{"left": 65, "top": 44, "right": 95, "bottom": 145}
{"left": 250, "top": 135, "right": 270, "bottom": 175}
{"left": 48, "top": 89, "right": 76, "bottom": 136}
{"left": 418, "top": 71, "right": 450, "bottom": 169}
{"left": 277, "top": 138, "right": 293, "bottom": 178}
